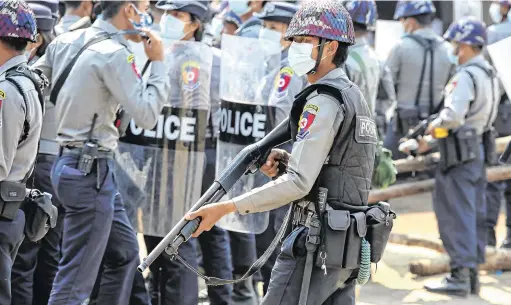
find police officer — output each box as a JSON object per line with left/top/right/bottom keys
{"left": 0, "top": 1, "right": 43, "bottom": 304}
{"left": 33, "top": 0, "right": 168, "bottom": 304}
{"left": 485, "top": 0, "right": 511, "bottom": 250}
{"left": 228, "top": 0, "right": 266, "bottom": 38}
{"left": 422, "top": 17, "right": 498, "bottom": 297}
{"left": 253, "top": 1, "right": 307, "bottom": 294}
{"left": 222, "top": 10, "right": 242, "bottom": 36}
{"left": 384, "top": 0, "right": 454, "bottom": 160}
{"left": 10, "top": 4, "right": 59, "bottom": 305}
{"left": 375, "top": 61, "right": 398, "bottom": 139}
{"left": 54, "top": 0, "right": 94, "bottom": 35}
{"left": 186, "top": 1, "right": 377, "bottom": 304}
{"left": 342, "top": 0, "right": 380, "bottom": 117}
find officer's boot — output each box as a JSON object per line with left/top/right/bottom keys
{"left": 424, "top": 267, "right": 470, "bottom": 297}
{"left": 231, "top": 275, "right": 258, "bottom": 305}
{"left": 487, "top": 227, "right": 497, "bottom": 247}
{"left": 470, "top": 267, "right": 480, "bottom": 295}
{"left": 501, "top": 226, "right": 511, "bottom": 249}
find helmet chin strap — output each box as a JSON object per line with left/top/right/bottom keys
{"left": 308, "top": 38, "right": 327, "bottom": 75}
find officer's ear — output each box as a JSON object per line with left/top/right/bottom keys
{"left": 326, "top": 40, "right": 339, "bottom": 58}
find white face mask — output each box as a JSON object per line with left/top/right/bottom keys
{"left": 161, "top": 13, "right": 187, "bottom": 40}
{"left": 288, "top": 42, "right": 317, "bottom": 76}
{"left": 259, "top": 27, "right": 281, "bottom": 43}
{"left": 228, "top": 0, "right": 251, "bottom": 16}
{"left": 210, "top": 17, "right": 224, "bottom": 39}
{"left": 489, "top": 3, "right": 503, "bottom": 24}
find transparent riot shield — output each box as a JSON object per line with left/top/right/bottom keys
{"left": 215, "top": 34, "right": 281, "bottom": 234}
{"left": 488, "top": 36, "right": 511, "bottom": 98}
{"left": 374, "top": 20, "right": 403, "bottom": 61}
{"left": 117, "top": 41, "right": 212, "bottom": 237}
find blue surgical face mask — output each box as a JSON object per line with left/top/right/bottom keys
{"left": 448, "top": 44, "right": 460, "bottom": 65}
{"left": 129, "top": 4, "right": 153, "bottom": 29}
{"left": 161, "top": 13, "right": 188, "bottom": 40}
{"left": 228, "top": 0, "right": 251, "bottom": 16}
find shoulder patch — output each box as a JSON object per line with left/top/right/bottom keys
{"left": 355, "top": 116, "right": 378, "bottom": 144}
{"left": 181, "top": 60, "right": 201, "bottom": 91}
{"left": 296, "top": 104, "right": 319, "bottom": 141}
{"left": 128, "top": 54, "right": 141, "bottom": 79}
{"left": 273, "top": 67, "right": 294, "bottom": 99}
{"left": 445, "top": 77, "right": 457, "bottom": 95}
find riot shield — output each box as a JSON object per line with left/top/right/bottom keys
{"left": 215, "top": 34, "right": 281, "bottom": 234}
{"left": 117, "top": 41, "right": 212, "bottom": 237}
{"left": 488, "top": 36, "right": 511, "bottom": 98}
{"left": 374, "top": 20, "right": 403, "bottom": 61}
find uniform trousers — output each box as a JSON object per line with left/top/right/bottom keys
{"left": 11, "top": 154, "right": 63, "bottom": 305}
{"left": 49, "top": 155, "right": 139, "bottom": 305}
{"left": 261, "top": 226, "right": 355, "bottom": 305}
{"left": 433, "top": 146, "right": 487, "bottom": 269}
{"left": 0, "top": 210, "right": 25, "bottom": 305}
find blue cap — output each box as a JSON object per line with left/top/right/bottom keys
{"left": 28, "top": 3, "right": 55, "bottom": 31}
{"left": 342, "top": 0, "right": 377, "bottom": 30}
{"left": 156, "top": 0, "right": 209, "bottom": 21}
{"left": 28, "top": 0, "right": 59, "bottom": 19}
{"left": 393, "top": 0, "right": 436, "bottom": 20}
{"left": 444, "top": 16, "right": 487, "bottom": 46}
{"left": 253, "top": 2, "right": 298, "bottom": 25}
{"left": 223, "top": 10, "right": 242, "bottom": 28}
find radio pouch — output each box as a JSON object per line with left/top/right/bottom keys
{"left": 343, "top": 212, "right": 367, "bottom": 269}
{"left": 21, "top": 190, "right": 58, "bottom": 242}
{"left": 315, "top": 210, "right": 350, "bottom": 269}
{"left": 0, "top": 181, "right": 26, "bottom": 220}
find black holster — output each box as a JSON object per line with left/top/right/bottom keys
{"left": 0, "top": 181, "right": 26, "bottom": 220}
{"left": 438, "top": 127, "right": 480, "bottom": 173}
{"left": 21, "top": 189, "right": 58, "bottom": 242}
{"left": 482, "top": 127, "right": 498, "bottom": 165}
{"left": 366, "top": 203, "right": 395, "bottom": 263}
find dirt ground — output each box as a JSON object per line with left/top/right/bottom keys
{"left": 357, "top": 192, "right": 511, "bottom": 305}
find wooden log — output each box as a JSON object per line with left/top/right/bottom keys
{"left": 409, "top": 247, "right": 511, "bottom": 276}
{"left": 368, "top": 165, "right": 511, "bottom": 203}
{"left": 394, "top": 136, "right": 511, "bottom": 174}
{"left": 388, "top": 233, "right": 445, "bottom": 253}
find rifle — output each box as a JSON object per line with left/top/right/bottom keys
{"left": 137, "top": 118, "right": 291, "bottom": 273}
{"left": 500, "top": 140, "right": 511, "bottom": 164}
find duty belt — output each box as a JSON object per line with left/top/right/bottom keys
{"left": 61, "top": 147, "right": 114, "bottom": 159}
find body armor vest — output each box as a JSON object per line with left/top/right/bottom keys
{"left": 289, "top": 82, "right": 377, "bottom": 208}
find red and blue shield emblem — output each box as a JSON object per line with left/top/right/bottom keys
{"left": 181, "top": 61, "right": 201, "bottom": 91}
{"left": 273, "top": 67, "right": 294, "bottom": 99}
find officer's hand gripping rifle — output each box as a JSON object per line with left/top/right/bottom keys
{"left": 137, "top": 119, "right": 291, "bottom": 273}
{"left": 398, "top": 114, "right": 442, "bottom": 155}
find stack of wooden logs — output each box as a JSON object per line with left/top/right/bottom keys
{"left": 370, "top": 136, "right": 511, "bottom": 275}
{"left": 368, "top": 136, "right": 511, "bottom": 203}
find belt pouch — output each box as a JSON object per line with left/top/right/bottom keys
{"left": 366, "top": 204, "right": 394, "bottom": 263}
{"left": 396, "top": 108, "right": 419, "bottom": 134}
{"left": 0, "top": 181, "right": 26, "bottom": 220}
{"left": 315, "top": 209, "right": 350, "bottom": 268}
{"left": 438, "top": 135, "right": 459, "bottom": 172}
{"left": 343, "top": 212, "right": 367, "bottom": 269}
{"left": 494, "top": 103, "right": 511, "bottom": 137}
{"left": 482, "top": 127, "right": 497, "bottom": 165}
{"left": 456, "top": 127, "right": 479, "bottom": 164}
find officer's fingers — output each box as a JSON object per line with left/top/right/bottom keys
{"left": 260, "top": 160, "right": 274, "bottom": 174}
{"left": 184, "top": 209, "right": 202, "bottom": 221}
{"left": 266, "top": 161, "right": 279, "bottom": 177}
{"left": 267, "top": 150, "right": 282, "bottom": 163}
{"left": 140, "top": 29, "right": 161, "bottom": 42}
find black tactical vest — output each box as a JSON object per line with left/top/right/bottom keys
{"left": 289, "top": 83, "right": 377, "bottom": 208}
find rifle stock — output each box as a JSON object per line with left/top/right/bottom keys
{"left": 138, "top": 118, "right": 291, "bottom": 272}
